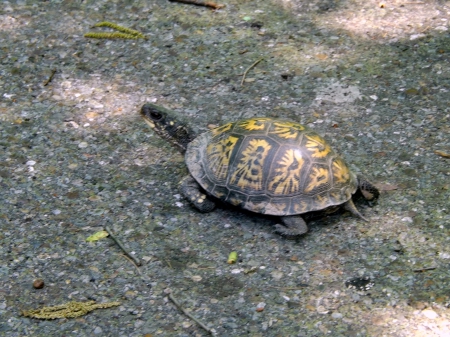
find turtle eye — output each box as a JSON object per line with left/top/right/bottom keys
{"left": 149, "top": 110, "right": 163, "bottom": 121}
{"left": 141, "top": 104, "right": 165, "bottom": 121}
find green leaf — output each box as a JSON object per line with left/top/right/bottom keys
{"left": 227, "top": 251, "right": 238, "bottom": 264}
{"left": 86, "top": 230, "right": 109, "bottom": 242}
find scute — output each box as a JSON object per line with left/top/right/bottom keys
{"left": 185, "top": 118, "right": 358, "bottom": 216}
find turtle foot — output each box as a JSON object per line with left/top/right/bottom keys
{"left": 179, "top": 175, "right": 216, "bottom": 213}
{"left": 275, "top": 215, "right": 308, "bottom": 236}
{"left": 357, "top": 175, "right": 380, "bottom": 207}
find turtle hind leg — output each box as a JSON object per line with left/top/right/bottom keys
{"left": 275, "top": 215, "right": 308, "bottom": 236}
{"left": 344, "top": 198, "right": 368, "bottom": 222}
{"left": 357, "top": 175, "right": 380, "bottom": 207}
{"left": 179, "top": 175, "right": 216, "bottom": 213}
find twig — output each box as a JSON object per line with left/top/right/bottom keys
{"left": 268, "top": 285, "right": 308, "bottom": 290}
{"left": 118, "top": 253, "right": 142, "bottom": 275}
{"left": 43, "top": 69, "right": 57, "bottom": 86}
{"left": 164, "top": 259, "right": 173, "bottom": 269}
{"left": 168, "top": 0, "right": 225, "bottom": 9}
{"left": 413, "top": 267, "right": 436, "bottom": 273}
{"left": 241, "top": 58, "right": 264, "bottom": 86}
{"left": 104, "top": 226, "right": 141, "bottom": 266}
{"left": 168, "top": 293, "right": 215, "bottom": 335}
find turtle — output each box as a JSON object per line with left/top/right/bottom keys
{"left": 140, "top": 103, "right": 379, "bottom": 236}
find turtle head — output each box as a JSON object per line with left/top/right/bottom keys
{"left": 140, "top": 103, "right": 195, "bottom": 153}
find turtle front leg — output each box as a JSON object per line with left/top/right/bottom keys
{"left": 357, "top": 175, "right": 380, "bottom": 207}
{"left": 179, "top": 175, "right": 216, "bottom": 213}
{"left": 275, "top": 215, "right": 308, "bottom": 236}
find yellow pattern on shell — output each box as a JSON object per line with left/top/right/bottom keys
{"left": 268, "top": 149, "right": 305, "bottom": 195}
{"left": 304, "top": 167, "right": 330, "bottom": 193}
{"left": 271, "top": 122, "right": 306, "bottom": 139}
{"left": 314, "top": 195, "right": 330, "bottom": 208}
{"left": 210, "top": 122, "right": 233, "bottom": 137}
{"left": 330, "top": 191, "right": 342, "bottom": 201}
{"left": 230, "top": 138, "right": 271, "bottom": 191}
{"left": 332, "top": 158, "right": 351, "bottom": 184}
{"left": 305, "top": 134, "right": 331, "bottom": 158}
{"left": 292, "top": 200, "right": 309, "bottom": 213}
{"left": 207, "top": 135, "right": 239, "bottom": 180}
{"left": 239, "top": 118, "right": 271, "bottom": 131}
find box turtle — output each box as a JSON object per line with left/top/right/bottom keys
{"left": 140, "top": 103, "right": 379, "bottom": 236}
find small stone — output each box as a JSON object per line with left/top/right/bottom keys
{"left": 316, "top": 305, "right": 329, "bottom": 314}
{"left": 422, "top": 309, "right": 439, "bottom": 319}
{"left": 134, "top": 320, "right": 145, "bottom": 328}
{"left": 78, "top": 141, "right": 89, "bottom": 148}
{"left": 181, "top": 321, "right": 192, "bottom": 328}
{"left": 256, "top": 302, "right": 266, "bottom": 312}
{"left": 33, "top": 279, "right": 45, "bottom": 289}
{"left": 191, "top": 275, "right": 202, "bottom": 282}
{"left": 331, "top": 312, "right": 343, "bottom": 319}
{"left": 93, "top": 326, "right": 103, "bottom": 334}
{"left": 271, "top": 271, "right": 283, "bottom": 280}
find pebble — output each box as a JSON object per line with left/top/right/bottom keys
{"left": 78, "top": 141, "right": 89, "bottom": 149}
{"left": 271, "top": 271, "right": 283, "bottom": 280}
{"left": 134, "top": 320, "right": 145, "bottom": 328}
{"left": 256, "top": 302, "right": 266, "bottom": 312}
{"left": 422, "top": 309, "right": 439, "bottom": 319}
{"left": 332, "top": 312, "right": 343, "bottom": 319}
{"left": 93, "top": 327, "right": 102, "bottom": 334}
{"left": 32, "top": 279, "right": 44, "bottom": 289}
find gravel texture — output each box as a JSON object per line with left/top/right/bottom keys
{"left": 1, "top": 0, "right": 450, "bottom": 336}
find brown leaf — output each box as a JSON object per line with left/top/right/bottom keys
{"left": 435, "top": 150, "right": 450, "bottom": 158}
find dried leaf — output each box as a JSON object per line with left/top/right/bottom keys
{"left": 22, "top": 301, "right": 120, "bottom": 319}
{"left": 405, "top": 88, "right": 419, "bottom": 96}
{"left": 316, "top": 53, "right": 328, "bottom": 60}
{"left": 435, "top": 150, "right": 450, "bottom": 158}
{"left": 375, "top": 183, "right": 400, "bottom": 191}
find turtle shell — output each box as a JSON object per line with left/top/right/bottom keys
{"left": 185, "top": 118, "right": 358, "bottom": 216}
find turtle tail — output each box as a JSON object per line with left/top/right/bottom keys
{"left": 344, "top": 198, "right": 368, "bottom": 222}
